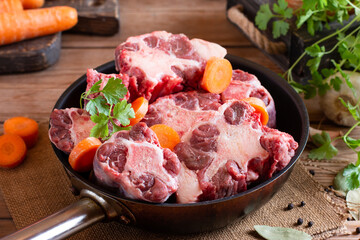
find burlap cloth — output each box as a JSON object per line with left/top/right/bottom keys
{"left": 0, "top": 122, "right": 347, "bottom": 239}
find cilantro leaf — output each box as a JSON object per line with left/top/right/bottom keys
{"left": 344, "top": 136, "right": 360, "bottom": 150}
{"left": 255, "top": 4, "right": 273, "bottom": 30}
{"left": 90, "top": 113, "right": 109, "bottom": 139}
{"left": 273, "top": 20, "right": 289, "bottom": 38}
{"left": 88, "top": 80, "right": 101, "bottom": 94}
{"left": 101, "top": 78, "right": 128, "bottom": 105}
{"left": 329, "top": 76, "right": 342, "bottom": 91}
{"left": 85, "top": 96, "right": 109, "bottom": 116}
{"left": 339, "top": 97, "right": 360, "bottom": 122}
{"left": 309, "top": 132, "right": 338, "bottom": 160}
{"left": 113, "top": 100, "right": 135, "bottom": 126}
{"left": 80, "top": 78, "right": 135, "bottom": 139}
{"left": 343, "top": 163, "right": 360, "bottom": 190}
{"left": 296, "top": 9, "right": 313, "bottom": 28}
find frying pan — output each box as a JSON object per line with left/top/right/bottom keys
{"left": 1, "top": 55, "right": 309, "bottom": 240}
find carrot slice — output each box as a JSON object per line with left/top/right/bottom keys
{"left": 20, "top": 0, "right": 44, "bottom": 9}
{"left": 150, "top": 124, "right": 181, "bottom": 151}
{"left": 0, "top": 0, "right": 23, "bottom": 13}
{"left": 200, "top": 57, "right": 233, "bottom": 94}
{"left": 129, "top": 97, "right": 149, "bottom": 126}
{"left": 4, "top": 116, "right": 39, "bottom": 148}
{"left": 69, "top": 137, "right": 102, "bottom": 172}
{"left": 0, "top": 6, "right": 78, "bottom": 46}
{"left": 0, "top": 134, "right": 27, "bottom": 168}
{"left": 242, "top": 97, "right": 269, "bottom": 125}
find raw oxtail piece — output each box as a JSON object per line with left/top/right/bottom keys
{"left": 115, "top": 31, "right": 227, "bottom": 102}
{"left": 142, "top": 91, "right": 221, "bottom": 137}
{"left": 93, "top": 122, "right": 181, "bottom": 203}
{"left": 221, "top": 69, "right": 276, "bottom": 128}
{"left": 49, "top": 108, "right": 95, "bottom": 154}
{"left": 174, "top": 100, "right": 297, "bottom": 203}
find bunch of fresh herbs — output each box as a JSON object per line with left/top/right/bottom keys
{"left": 256, "top": 0, "right": 360, "bottom": 191}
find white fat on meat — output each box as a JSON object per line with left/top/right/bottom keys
{"left": 176, "top": 101, "right": 269, "bottom": 203}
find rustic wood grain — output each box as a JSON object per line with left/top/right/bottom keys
{"left": 62, "top": 0, "right": 249, "bottom": 48}
{"left": 0, "top": 33, "right": 61, "bottom": 74}
{"left": 0, "top": 0, "right": 359, "bottom": 239}
{"left": 45, "top": 0, "right": 120, "bottom": 35}
{"left": 0, "top": 219, "right": 16, "bottom": 237}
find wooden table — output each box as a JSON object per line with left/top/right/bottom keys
{"left": 0, "top": 0, "right": 359, "bottom": 239}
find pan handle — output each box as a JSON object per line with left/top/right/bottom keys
{"left": 1, "top": 189, "right": 119, "bottom": 240}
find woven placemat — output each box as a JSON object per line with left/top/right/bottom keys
{"left": 0, "top": 122, "right": 347, "bottom": 239}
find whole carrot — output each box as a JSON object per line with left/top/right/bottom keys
{"left": 20, "top": 0, "right": 44, "bottom": 9}
{"left": 0, "top": 6, "right": 78, "bottom": 46}
{"left": 0, "top": 0, "right": 23, "bottom": 13}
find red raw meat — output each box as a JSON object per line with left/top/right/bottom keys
{"left": 221, "top": 69, "right": 276, "bottom": 128}
{"left": 142, "top": 91, "right": 221, "bottom": 137}
{"left": 115, "top": 31, "right": 226, "bottom": 102}
{"left": 86, "top": 69, "right": 132, "bottom": 101}
{"left": 49, "top": 108, "right": 95, "bottom": 153}
{"left": 93, "top": 123, "right": 181, "bottom": 203}
{"left": 174, "top": 100, "right": 297, "bottom": 203}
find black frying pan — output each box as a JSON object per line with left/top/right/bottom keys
{"left": 1, "top": 55, "right": 309, "bottom": 240}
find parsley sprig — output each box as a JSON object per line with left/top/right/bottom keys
{"left": 255, "top": 0, "right": 360, "bottom": 191}
{"left": 80, "top": 77, "right": 135, "bottom": 140}
{"left": 255, "top": 0, "right": 293, "bottom": 39}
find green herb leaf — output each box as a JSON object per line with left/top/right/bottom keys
{"left": 86, "top": 96, "right": 109, "bottom": 116}
{"left": 254, "top": 225, "right": 312, "bottom": 240}
{"left": 80, "top": 78, "right": 133, "bottom": 139}
{"left": 309, "top": 132, "right": 338, "bottom": 160}
{"left": 113, "top": 100, "right": 135, "bottom": 126}
{"left": 255, "top": 4, "right": 274, "bottom": 30}
{"left": 101, "top": 77, "right": 128, "bottom": 105}
{"left": 273, "top": 20, "right": 290, "bottom": 38}
{"left": 296, "top": 9, "right": 313, "bottom": 28}
{"left": 343, "top": 163, "right": 360, "bottom": 190}
{"left": 334, "top": 168, "right": 350, "bottom": 194}
{"left": 90, "top": 113, "right": 109, "bottom": 139}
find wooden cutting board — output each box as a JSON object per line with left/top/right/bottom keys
{"left": 44, "top": 0, "right": 120, "bottom": 36}
{"left": 0, "top": 0, "right": 119, "bottom": 74}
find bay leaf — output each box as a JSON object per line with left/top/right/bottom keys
{"left": 254, "top": 225, "right": 312, "bottom": 240}
{"left": 346, "top": 188, "right": 360, "bottom": 220}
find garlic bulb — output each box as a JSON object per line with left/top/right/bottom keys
{"left": 320, "top": 71, "right": 360, "bottom": 127}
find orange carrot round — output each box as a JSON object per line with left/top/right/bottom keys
{"left": 200, "top": 57, "right": 233, "bottom": 94}
{"left": 0, "top": 6, "right": 78, "bottom": 46}
{"left": 129, "top": 97, "right": 149, "bottom": 126}
{"left": 4, "top": 116, "right": 39, "bottom": 148}
{"left": 0, "top": 134, "right": 27, "bottom": 168}
{"left": 69, "top": 137, "right": 102, "bottom": 172}
{"left": 150, "top": 124, "right": 181, "bottom": 151}
{"left": 242, "top": 97, "right": 269, "bottom": 125}
{"left": 0, "top": 0, "right": 23, "bottom": 13}
{"left": 20, "top": 0, "right": 44, "bottom": 9}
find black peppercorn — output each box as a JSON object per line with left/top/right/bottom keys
{"left": 300, "top": 201, "right": 306, "bottom": 207}
{"left": 309, "top": 169, "right": 315, "bottom": 175}
{"left": 356, "top": 227, "right": 360, "bottom": 234}
{"left": 287, "top": 203, "right": 294, "bottom": 210}
{"left": 308, "top": 221, "right": 314, "bottom": 227}
{"left": 324, "top": 188, "right": 329, "bottom": 192}
{"left": 347, "top": 217, "right": 352, "bottom": 221}
{"left": 329, "top": 185, "right": 334, "bottom": 189}
{"left": 297, "top": 218, "right": 303, "bottom": 225}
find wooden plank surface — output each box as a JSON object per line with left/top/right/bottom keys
{"left": 0, "top": 0, "right": 359, "bottom": 239}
